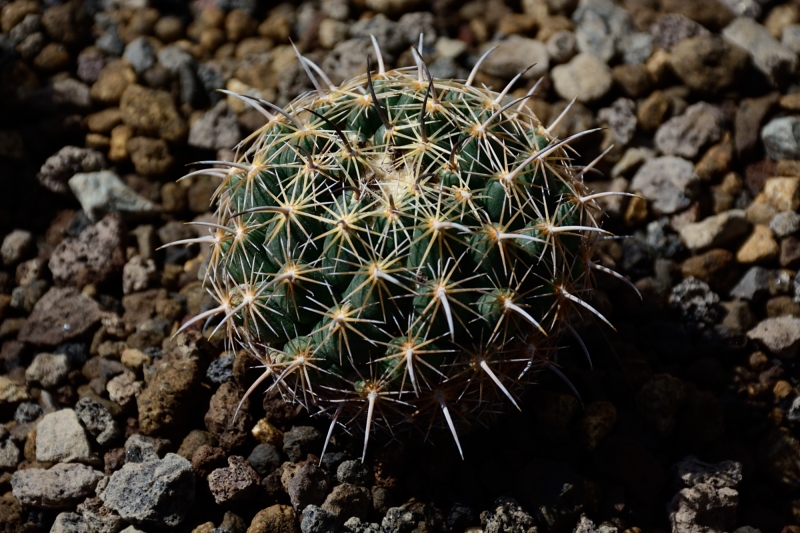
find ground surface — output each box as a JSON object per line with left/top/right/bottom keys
{"left": 1, "top": 0, "right": 800, "bottom": 532}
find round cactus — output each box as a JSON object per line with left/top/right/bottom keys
{"left": 174, "top": 40, "right": 626, "bottom": 459}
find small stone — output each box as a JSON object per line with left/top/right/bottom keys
{"left": 783, "top": 24, "right": 800, "bottom": 53}
{"left": 747, "top": 316, "right": 800, "bottom": 357}
{"left": 551, "top": 53, "right": 612, "bottom": 103}
{"left": 109, "top": 124, "right": 133, "bottom": 162}
{"left": 763, "top": 176, "right": 800, "bottom": 212}
{"left": 246, "top": 505, "right": 298, "bottom": 533}
{"left": 0, "top": 427, "right": 21, "bottom": 469}
{"left": 631, "top": 156, "right": 700, "bottom": 215}
{"left": 770, "top": 210, "right": 800, "bottom": 237}
{"left": 670, "top": 35, "right": 749, "bottom": 95}
{"left": 69, "top": 171, "right": 157, "bottom": 222}
{"left": 737, "top": 225, "right": 779, "bottom": 264}
{"left": 107, "top": 371, "right": 143, "bottom": 408}
{"left": 99, "top": 453, "right": 195, "bottom": 527}
{"left": 322, "top": 483, "right": 371, "bottom": 522}
{"left": 75, "top": 397, "right": 120, "bottom": 446}
{"left": 669, "top": 277, "right": 720, "bottom": 323}
{"left": 301, "top": 505, "right": 337, "bottom": 533}
{"left": 137, "top": 355, "right": 202, "bottom": 435}
{"left": 15, "top": 402, "right": 43, "bottom": 424}
{"left": 337, "top": 460, "right": 372, "bottom": 486}
{"left": 25, "top": 353, "right": 69, "bottom": 388}
{"left": 598, "top": 98, "right": 637, "bottom": 150}
{"left": 251, "top": 418, "right": 283, "bottom": 446}
{"left": 479, "top": 497, "right": 536, "bottom": 533}
{"left": 546, "top": 30, "right": 577, "bottom": 64}
{"left": 192, "top": 445, "right": 227, "bottom": 478}
{"left": 650, "top": 13, "right": 710, "bottom": 51}
{"left": 188, "top": 101, "right": 241, "bottom": 151}
{"left": 723, "top": 17, "right": 797, "bottom": 86}
{"left": 86, "top": 108, "right": 123, "bottom": 134}
{"left": 679, "top": 209, "right": 750, "bottom": 252}
{"left": 283, "top": 426, "right": 323, "bottom": 463}
{"left": 205, "top": 381, "right": 251, "bottom": 451}
{"left": 206, "top": 353, "right": 235, "bottom": 384}
{"left": 127, "top": 137, "right": 174, "bottom": 176}
{"left": 123, "top": 37, "right": 155, "bottom": 75}
{"left": 36, "top": 409, "right": 94, "bottom": 463}
{"left": 122, "top": 256, "right": 157, "bottom": 295}
{"left": 477, "top": 35, "right": 549, "bottom": 80}
{"left": 120, "top": 85, "right": 187, "bottom": 142}
{"left": 208, "top": 456, "right": 261, "bottom": 505}
{"left": 638, "top": 89, "right": 670, "bottom": 131}
{"left": 762, "top": 116, "right": 800, "bottom": 160}
{"left": 11, "top": 463, "right": 104, "bottom": 509}
{"left": 655, "top": 102, "right": 723, "bottom": 160}
{"left": 1, "top": 230, "right": 33, "bottom": 266}
{"left": 50, "top": 512, "right": 91, "bottom": 533}
{"left": 33, "top": 42, "right": 70, "bottom": 71}
{"left": 435, "top": 37, "right": 467, "bottom": 59}
{"left": 668, "top": 457, "right": 742, "bottom": 533}
{"left": 286, "top": 461, "right": 331, "bottom": 510}
{"left": 247, "top": 443, "right": 282, "bottom": 477}
{"left": 90, "top": 60, "right": 137, "bottom": 105}
{"left": 319, "top": 19, "right": 349, "bottom": 49}
{"left": 37, "top": 146, "right": 107, "bottom": 196}
{"left": 18, "top": 287, "right": 102, "bottom": 346}
{"left": 0, "top": 376, "right": 30, "bottom": 404}
{"left": 48, "top": 214, "right": 126, "bottom": 289}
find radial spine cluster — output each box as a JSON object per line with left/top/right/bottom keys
{"left": 177, "top": 40, "right": 620, "bottom": 459}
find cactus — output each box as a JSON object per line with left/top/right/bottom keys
{"left": 173, "top": 39, "right": 631, "bottom": 459}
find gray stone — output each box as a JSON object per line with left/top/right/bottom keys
{"left": 551, "top": 53, "right": 612, "bottom": 103}
{"left": 10, "top": 279, "right": 49, "bottom": 313}
{"left": 770, "top": 210, "right": 800, "bottom": 237}
{"left": 76, "top": 497, "right": 125, "bottom": 533}
{"left": 343, "top": 517, "right": 382, "bottom": 533}
{"left": 621, "top": 32, "right": 653, "bottom": 64}
{"left": 0, "top": 427, "right": 21, "bottom": 469}
{"left": 337, "top": 460, "right": 372, "bottom": 486}
{"left": 283, "top": 426, "right": 323, "bottom": 462}
{"left": 69, "top": 170, "right": 158, "bottom": 222}
{"left": 782, "top": 24, "right": 800, "bottom": 54}
{"left": 247, "top": 443, "right": 282, "bottom": 477}
{"left": 25, "top": 353, "right": 70, "bottom": 388}
{"left": 350, "top": 14, "right": 404, "bottom": 53}
{"left": 650, "top": 13, "right": 710, "bottom": 52}
{"left": 1, "top": 229, "right": 34, "bottom": 266}
{"left": 479, "top": 497, "right": 536, "bottom": 533}
{"left": 747, "top": 316, "right": 800, "bottom": 357}
{"left": 630, "top": 156, "right": 699, "bottom": 215}
{"left": 668, "top": 457, "right": 742, "bottom": 533}
{"left": 187, "top": 101, "right": 241, "bottom": 151}
{"left": 723, "top": 17, "right": 797, "bottom": 86}
{"left": 572, "top": 0, "right": 650, "bottom": 63}
{"left": 679, "top": 210, "right": 750, "bottom": 252}
{"left": 11, "top": 463, "right": 104, "bottom": 509}
{"left": 124, "top": 434, "right": 168, "bottom": 464}
{"left": 301, "top": 505, "right": 337, "bottom": 533}
{"left": 668, "top": 277, "right": 720, "bottom": 324}
{"left": 655, "top": 102, "right": 723, "bottom": 159}
{"left": 75, "top": 397, "right": 121, "bottom": 446}
{"left": 718, "top": 0, "right": 762, "bottom": 17}
{"left": 546, "top": 30, "right": 577, "bottom": 64}
{"left": 122, "top": 255, "right": 157, "bottom": 294}
{"left": 611, "top": 147, "right": 654, "bottom": 178}
{"left": 730, "top": 266, "right": 772, "bottom": 300}
{"left": 38, "top": 146, "right": 107, "bottom": 195}
{"left": 598, "top": 98, "right": 637, "bottom": 147}
{"left": 51, "top": 512, "right": 91, "bottom": 533}
{"left": 478, "top": 36, "right": 549, "bottom": 80}
{"left": 36, "top": 409, "right": 95, "bottom": 464}
{"left": 761, "top": 116, "right": 800, "bottom": 161}
{"left": 99, "top": 453, "right": 195, "bottom": 527}
{"left": 157, "top": 45, "right": 195, "bottom": 73}
{"left": 397, "top": 12, "right": 436, "bottom": 48}
{"left": 123, "top": 36, "right": 155, "bottom": 75}
{"left": 14, "top": 402, "right": 43, "bottom": 424}
{"left": 206, "top": 353, "right": 235, "bottom": 385}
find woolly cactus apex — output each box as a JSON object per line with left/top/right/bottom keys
{"left": 170, "top": 39, "right": 632, "bottom": 459}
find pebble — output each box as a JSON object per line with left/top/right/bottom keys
{"left": 679, "top": 209, "right": 750, "bottom": 252}
{"left": 572, "top": 0, "right": 631, "bottom": 62}
{"left": 670, "top": 35, "right": 749, "bottom": 95}
{"left": 771, "top": 210, "right": 800, "bottom": 237}
{"left": 551, "top": 53, "right": 612, "bottom": 103}
{"left": 722, "top": 17, "right": 798, "bottom": 86}
{"left": 90, "top": 60, "right": 137, "bottom": 105}
{"left": 25, "top": 352, "right": 69, "bottom": 388}
{"left": 546, "top": 30, "right": 577, "bottom": 64}
{"left": 283, "top": 426, "right": 323, "bottom": 462}
{"left": 246, "top": 505, "right": 297, "bottom": 533}
{"left": 1, "top": 229, "right": 34, "bottom": 266}
{"left": 246, "top": 443, "right": 281, "bottom": 477}
{"left": 322, "top": 483, "right": 371, "bottom": 522}
{"left": 337, "top": 460, "right": 372, "bottom": 486}
{"left": 285, "top": 461, "right": 331, "bottom": 509}
{"left": 17, "top": 287, "right": 101, "bottom": 346}
{"left": 0, "top": 375, "right": 30, "bottom": 404}
{"left": 479, "top": 497, "right": 536, "bottom": 533}
{"left": 747, "top": 315, "right": 800, "bottom": 357}
{"left": 107, "top": 371, "right": 143, "bottom": 408}
{"left": 48, "top": 214, "right": 126, "bottom": 289}
{"left": 137, "top": 355, "right": 202, "bottom": 435}
{"left": 736, "top": 225, "right": 780, "bottom": 264}
{"left": 473, "top": 36, "right": 550, "bottom": 82}
{"left": 206, "top": 353, "right": 235, "bottom": 384}
{"left": 99, "top": 453, "right": 195, "bottom": 527}
{"left": 763, "top": 176, "right": 800, "bottom": 212}
{"left": 651, "top": 13, "right": 710, "bottom": 51}
{"left": 597, "top": 97, "right": 637, "bottom": 149}
{"left": 15, "top": 402, "right": 43, "bottom": 424}
{"left": 301, "top": 505, "right": 337, "bottom": 533}
{"left": 435, "top": 37, "right": 467, "bottom": 59}
{"left": 762, "top": 116, "right": 800, "bottom": 160}
{"left": 50, "top": 512, "right": 91, "bottom": 533}
{"left": 668, "top": 457, "right": 742, "bottom": 533}
{"left": 36, "top": 409, "right": 94, "bottom": 464}
{"left": 37, "top": 146, "right": 107, "bottom": 196}
{"left": 208, "top": 455, "right": 261, "bottom": 504}
{"left": 126, "top": 434, "right": 168, "bottom": 464}
{"left": 205, "top": 381, "right": 251, "bottom": 450}
{"left": 11, "top": 463, "right": 104, "bottom": 509}
{"left": 630, "top": 156, "right": 700, "bottom": 215}
{"left": 127, "top": 137, "right": 175, "bottom": 175}
{"left": 120, "top": 85, "right": 187, "bottom": 143}
{"left": 69, "top": 170, "right": 158, "bottom": 222}
{"left": 74, "top": 397, "right": 120, "bottom": 446}
{"left": 0, "top": 427, "right": 21, "bottom": 469}
{"left": 122, "top": 37, "right": 155, "bottom": 75}
{"left": 655, "top": 102, "right": 723, "bottom": 160}
{"left": 669, "top": 277, "right": 720, "bottom": 324}
{"left": 783, "top": 24, "right": 800, "bottom": 53}
{"left": 188, "top": 101, "right": 241, "bottom": 151}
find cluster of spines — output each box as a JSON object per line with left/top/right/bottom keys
{"left": 168, "top": 38, "right": 636, "bottom": 459}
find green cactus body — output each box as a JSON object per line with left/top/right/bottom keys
{"left": 182, "top": 49, "right": 613, "bottom": 458}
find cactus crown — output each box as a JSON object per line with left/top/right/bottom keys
{"left": 176, "top": 41, "right": 617, "bottom": 459}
